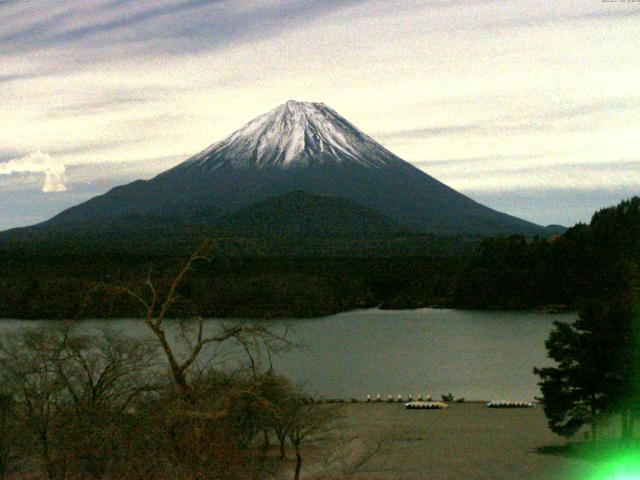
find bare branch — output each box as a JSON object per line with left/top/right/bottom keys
{"left": 156, "top": 242, "right": 211, "bottom": 326}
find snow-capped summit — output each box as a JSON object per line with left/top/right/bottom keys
{"left": 183, "top": 100, "right": 404, "bottom": 171}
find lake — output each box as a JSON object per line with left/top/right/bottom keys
{"left": 0, "top": 308, "right": 573, "bottom": 402}
{"left": 271, "top": 308, "right": 572, "bottom": 401}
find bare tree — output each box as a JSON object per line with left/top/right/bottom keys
{"left": 52, "top": 325, "right": 157, "bottom": 479}
{"left": 100, "top": 241, "right": 293, "bottom": 480}
{"left": 285, "top": 397, "right": 341, "bottom": 480}
{"left": 0, "top": 327, "right": 70, "bottom": 480}
{"left": 0, "top": 393, "right": 15, "bottom": 480}
{"left": 0, "top": 324, "right": 158, "bottom": 480}
{"left": 108, "top": 241, "right": 291, "bottom": 404}
{"left": 53, "top": 325, "right": 157, "bottom": 413}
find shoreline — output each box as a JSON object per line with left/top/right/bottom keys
{"left": 0, "top": 304, "right": 576, "bottom": 322}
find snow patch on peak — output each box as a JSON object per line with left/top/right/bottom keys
{"left": 284, "top": 99, "right": 323, "bottom": 108}
{"left": 184, "top": 101, "right": 408, "bottom": 171}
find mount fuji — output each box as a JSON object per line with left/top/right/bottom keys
{"left": 39, "top": 100, "right": 544, "bottom": 236}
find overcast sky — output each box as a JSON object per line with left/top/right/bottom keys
{"left": 1, "top": 0, "right": 638, "bottom": 230}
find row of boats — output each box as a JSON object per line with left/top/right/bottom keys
{"left": 403, "top": 400, "right": 534, "bottom": 410}
{"left": 405, "top": 401, "right": 449, "bottom": 410}
{"left": 366, "top": 393, "right": 464, "bottom": 403}
{"left": 364, "top": 394, "right": 535, "bottom": 409}
{"left": 485, "top": 400, "right": 534, "bottom": 408}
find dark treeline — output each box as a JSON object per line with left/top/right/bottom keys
{"left": 0, "top": 197, "right": 638, "bottom": 319}
{"left": 0, "top": 253, "right": 459, "bottom": 319}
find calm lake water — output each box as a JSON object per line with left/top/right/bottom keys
{"left": 0, "top": 308, "right": 574, "bottom": 401}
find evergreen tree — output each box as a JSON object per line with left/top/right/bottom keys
{"left": 535, "top": 197, "right": 640, "bottom": 441}
{"left": 534, "top": 308, "right": 611, "bottom": 439}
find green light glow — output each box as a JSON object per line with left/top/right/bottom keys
{"left": 590, "top": 451, "right": 640, "bottom": 480}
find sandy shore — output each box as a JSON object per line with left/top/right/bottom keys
{"left": 298, "top": 402, "right": 597, "bottom": 479}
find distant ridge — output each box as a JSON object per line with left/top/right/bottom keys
{"left": 216, "top": 191, "right": 403, "bottom": 237}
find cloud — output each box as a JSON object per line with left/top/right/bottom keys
{"left": 0, "top": 0, "right": 369, "bottom": 60}
{"left": 376, "top": 122, "right": 571, "bottom": 142}
{"left": 486, "top": 7, "right": 640, "bottom": 31}
{"left": 0, "top": 151, "right": 67, "bottom": 192}
{"left": 0, "top": 72, "right": 41, "bottom": 84}
{"left": 376, "top": 96, "right": 640, "bottom": 146}
{"left": 426, "top": 159, "right": 640, "bottom": 192}
{"left": 376, "top": 124, "right": 481, "bottom": 140}
{"left": 415, "top": 153, "right": 545, "bottom": 168}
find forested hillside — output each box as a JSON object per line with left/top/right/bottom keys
{"left": 0, "top": 197, "right": 637, "bottom": 319}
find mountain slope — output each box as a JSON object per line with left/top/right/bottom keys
{"left": 215, "top": 191, "right": 402, "bottom": 237}
{"left": 43, "top": 100, "right": 543, "bottom": 236}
